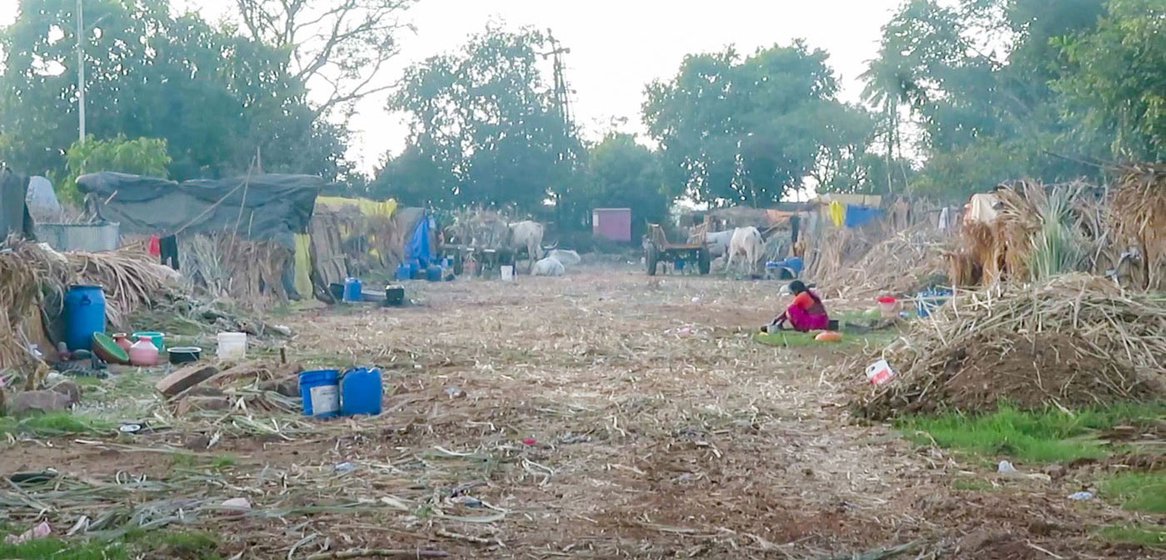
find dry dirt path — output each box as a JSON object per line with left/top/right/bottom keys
{"left": 1, "top": 267, "right": 1142, "bottom": 558}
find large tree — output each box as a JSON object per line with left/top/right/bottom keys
{"left": 557, "top": 132, "right": 668, "bottom": 237}
{"left": 862, "top": 0, "right": 1119, "bottom": 200}
{"left": 0, "top": 0, "right": 349, "bottom": 181}
{"left": 383, "top": 26, "right": 581, "bottom": 214}
{"left": 643, "top": 41, "right": 841, "bottom": 206}
{"left": 1055, "top": 0, "right": 1166, "bottom": 161}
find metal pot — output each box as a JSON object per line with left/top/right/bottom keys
{"left": 167, "top": 346, "right": 202, "bottom": 365}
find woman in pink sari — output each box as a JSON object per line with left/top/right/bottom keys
{"left": 763, "top": 281, "right": 830, "bottom": 333}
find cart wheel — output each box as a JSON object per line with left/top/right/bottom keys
{"left": 453, "top": 251, "right": 464, "bottom": 276}
{"left": 697, "top": 248, "right": 711, "bottom": 275}
{"left": 647, "top": 246, "right": 660, "bottom": 276}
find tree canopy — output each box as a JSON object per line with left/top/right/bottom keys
{"left": 863, "top": 0, "right": 1165, "bottom": 200}
{"left": 374, "top": 26, "right": 580, "bottom": 215}
{"left": 0, "top": 0, "right": 356, "bottom": 182}
{"left": 642, "top": 42, "right": 845, "bottom": 206}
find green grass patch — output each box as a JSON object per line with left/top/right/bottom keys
{"left": 0, "top": 538, "right": 129, "bottom": 560}
{"left": 0, "top": 531, "right": 222, "bottom": 560}
{"left": 1098, "top": 525, "right": 1166, "bottom": 548}
{"left": 897, "top": 403, "right": 1166, "bottom": 464}
{"left": 1101, "top": 471, "right": 1166, "bottom": 513}
{"left": 0, "top": 412, "right": 113, "bottom": 437}
{"left": 754, "top": 329, "right": 900, "bottom": 350}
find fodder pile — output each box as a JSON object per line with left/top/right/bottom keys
{"left": 854, "top": 274, "right": 1166, "bottom": 420}
{"left": 1111, "top": 163, "right": 1166, "bottom": 290}
{"left": 179, "top": 234, "right": 290, "bottom": 307}
{"left": 949, "top": 181, "right": 1106, "bottom": 287}
{"left": 817, "top": 224, "right": 950, "bottom": 299}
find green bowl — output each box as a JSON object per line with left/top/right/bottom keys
{"left": 92, "top": 332, "right": 130, "bottom": 365}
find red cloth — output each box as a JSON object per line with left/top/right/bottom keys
{"left": 786, "top": 303, "right": 830, "bottom": 332}
{"left": 147, "top": 235, "right": 161, "bottom": 257}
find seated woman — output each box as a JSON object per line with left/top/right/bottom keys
{"left": 763, "top": 280, "right": 830, "bottom": 333}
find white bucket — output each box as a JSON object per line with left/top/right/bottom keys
{"left": 216, "top": 332, "right": 247, "bottom": 361}
{"left": 500, "top": 265, "right": 515, "bottom": 282}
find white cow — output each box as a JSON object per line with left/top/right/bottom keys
{"left": 507, "top": 220, "right": 545, "bottom": 274}
{"left": 546, "top": 249, "right": 581, "bottom": 266}
{"left": 725, "top": 227, "right": 764, "bottom": 275}
{"left": 532, "top": 256, "right": 567, "bottom": 277}
{"left": 702, "top": 230, "right": 734, "bottom": 258}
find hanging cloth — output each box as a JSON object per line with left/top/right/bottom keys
{"left": 828, "top": 201, "right": 846, "bottom": 228}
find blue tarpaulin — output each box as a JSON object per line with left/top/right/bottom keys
{"left": 405, "top": 211, "right": 434, "bottom": 267}
{"left": 844, "top": 205, "right": 883, "bottom": 229}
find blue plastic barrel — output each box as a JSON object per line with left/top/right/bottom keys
{"left": 300, "top": 369, "right": 341, "bottom": 417}
{"left": 340, "top": 367, "right": 383, "bottom": 416}
{"left": 64, "top": 285, "right": 106, "bottom": 351}
{"left": 343, "top": 277, "right": 362, "bottom": 302}
{"left": 425, "top": 265, "right": 442, "bottom": 282}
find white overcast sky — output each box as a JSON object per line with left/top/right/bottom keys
{"left": 0, "top": 0, "right": 902, "bottom": 173}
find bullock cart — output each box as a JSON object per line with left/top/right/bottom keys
{"left": 644, "top": 223, "right": 711, "bottom": 276}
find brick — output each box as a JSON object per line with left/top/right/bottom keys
{"left": 155, "top": 365, "right": 219, "bottom": 397}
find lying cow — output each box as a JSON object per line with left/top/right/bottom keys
{"left": 546, "top": 249, "right": 581, "bottom": 266}
{"left": 532, "top": 255, "right": 566, "bottom": 277}
{"left": 725, "top": 226, "right": 764, "bottom": 275}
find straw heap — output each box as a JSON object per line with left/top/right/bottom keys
{"left": 854, "top": 273, "right": 1166, "bottom": 419}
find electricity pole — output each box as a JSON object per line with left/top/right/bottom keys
{"left": 76, "top": 0, "right": 86, "bottom": 143}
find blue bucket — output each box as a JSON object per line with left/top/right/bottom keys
{"left": 396, "top": 263, "right": 412, "bottom": 281}
{"left": 343, "top": 277, "right": 362, "bottom": 302}
{"left": 300, "top": 369, "right": 340, "bottom": 418}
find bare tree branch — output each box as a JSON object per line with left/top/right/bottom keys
{"left": 233, "top": 0, "right": 415, "bottom": 118}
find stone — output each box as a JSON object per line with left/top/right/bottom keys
{"left": 174, "top": 396, "right": 232, "bottom": 416}
{"left": 49, "top": 380, "right": 82, "bottom": 405}
{"left": 219, "top": 497, "right": 251, "bottom": 514}
{"left": 7, "top": 390, "right": 73, "bottom": 416}
{"left": 155, "top": 365, "right": 219, "bottom": 397}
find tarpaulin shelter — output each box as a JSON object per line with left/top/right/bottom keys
{"left": 405, "top": 211, "right": 436, "bottom": 267}
{"left": 303, "top": 196, "right": 417, "bottom": 295}
{"left": 77, "top": 172, "right": 323, "bottom": 304}
{"left": 77, "top": 172, "right": 321, "bottom": 246}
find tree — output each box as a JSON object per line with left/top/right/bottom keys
{"left": 233, "top": 0, "right": 416, "bottom": 119}
{"left": 61, "top": 135, "right": 171, "bottom": 202}
{"left": 560, "top": 133, "right": 668, "bottom": 237}
{"left": 1055, "top": 0, "right": 1166, "bottom": 161}
{"left": 861, "top": 0, "right": 1112, "bottom": 201}
{"left": 0, "top": 0, "right": 349, "bottom": 181}
{"left": 643, "top": 41, "right": 839, "bottom": 206}
{"left": 386, "top": 26, "right": 581, "bottom": 214}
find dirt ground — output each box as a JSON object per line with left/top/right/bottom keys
{"left": 1, "top": 265, "right": 1158, "bottom": 559}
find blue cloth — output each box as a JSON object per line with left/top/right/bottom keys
{"left": 844, "top": 205, "right": 883, "bottom": 228}
{"left": 405, "top": 212, "right": 434, "bottom": 267}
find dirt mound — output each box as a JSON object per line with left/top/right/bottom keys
{"left": 854, "top": 274, "right": 1166, "bottom": 419}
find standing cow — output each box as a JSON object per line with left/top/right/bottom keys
{"left": 725, "top": 226, "right": 764, "bottom": 276}
{"left": 507, "top": 220, "right": 545, "bottom": 274}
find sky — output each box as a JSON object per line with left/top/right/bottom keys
{"left": 0, "top": 0, "right": 903, "bottom": 174}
